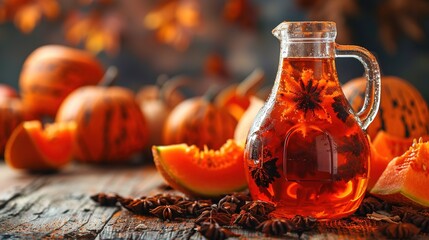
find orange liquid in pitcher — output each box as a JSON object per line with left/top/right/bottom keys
{"left": 245, "top": 58, "right": 369, "bottom": 220}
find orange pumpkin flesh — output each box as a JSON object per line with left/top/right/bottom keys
{"left": 5, "top": 121, "right": 76, "bottom": 171}
{"left": 372, "top": 131, "right": 429, "bottom": 160}
{"left": 371, "top": 139, "right": 429, "bottom": 207}
{"left": 368, "top": 141, "right": 390, "bottom": 191}
{"left": 0, "top": 98, "right": 25, "bottom": 155}
{"left": 152, "top": 139, "right": 247, "bottom": 198}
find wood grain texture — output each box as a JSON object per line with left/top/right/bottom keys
{"left": 0, "top": 161, "right": 426, "bottom": 240}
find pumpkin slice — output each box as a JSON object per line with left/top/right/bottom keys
{"left": 5, "top": 120, "right": 76, "bottom": 171}
{"left": 372, "top": 131, "right": 429, "bottom": 159}
{"left": 371, "top": 138, "right": 429, "bottom": 207}
{"left": 152, "top": 139, "right": 247, "bottom": 197}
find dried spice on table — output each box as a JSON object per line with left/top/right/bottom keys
{"left": 176, "top": 199, "right": 213, "bottom": 216}
{"left": 196, "top": 222, "right": 240, "bottom": 240}
{"left": 233, "top": 210, "right": 263, "bottom": 229}
{"left": 291, "top": 215, "right": 318, "bottom": 235}
{"left": 150, "top": 204, "right": 184, "bottom": 221}
{"left": 119, "top": 197, "right": 158, "bottom": 215}
{"left": 256, "top": 218, "right": 295, "bottom": 236}
{"left": 195, "top": 205, "right": 232, "bottom": 226}
{"left": 402, "top": 211, "right": 429, "bottom": 232}
{"left": 218, "top": 194, "right": 247, "bottom": 214}
{"left": 354, "top": 197, "right": 384, "bottom": 216}
{"left": 240, "top": 200, "right": 275, "bottom": 217}
{"left": 378, "top": 222, "right": 420, "bottom": 239}
{"left": 90, "top": 192, "right": 120, "bottom": 206}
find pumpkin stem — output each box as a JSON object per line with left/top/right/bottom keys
{"left": 236, "top": 68, "right": 265, "bottom": 97}
{"left": 160, "top": 75, "right": 192, "bottom": 107}
{"left": 99, "top": 66, "right": 118, "bottom": 87}
{"left": 155, "top": 74, "right": 169, "bottom": 100}
{"left": 203, "top": 84, "right": 223, "bottom": 103}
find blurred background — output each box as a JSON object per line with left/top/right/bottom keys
{"left": 0, "top": 0, "right": 429, "bottom": 100}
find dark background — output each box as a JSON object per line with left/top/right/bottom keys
{"left": 0, "top": 0, "right": 428, "bottom": 100}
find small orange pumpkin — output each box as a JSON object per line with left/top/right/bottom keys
{"left": 138, "top": 76, "right": 190, "bottom": 146}
{"left": 20, "top": 45, "right": 104, "bottom": 118}
{"left": 215, "top": 68, "right": 264, "bottom": 120}
{"left": 0, "top": 84, "right": 18, "bottom": 100}
{"left": 56, "top": 86, "right": 148, "bottom": 163}
{"left": 0, "top": 98, "right": 25, "bottom": 155}
{"left": 343, "top": 76, "right": 429, "bottom": 139}
{"left": 163, "top": 88, "right": 237, "bottom": 149}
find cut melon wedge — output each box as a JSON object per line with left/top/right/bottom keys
{"left": 5, "top": 120, "right": 76, "bottom": 171}
{"left": 371, "top": 138, "right": 429, "bottom": 207}
{"left": 152, "top": 139, "right": 247, "bottom": 197}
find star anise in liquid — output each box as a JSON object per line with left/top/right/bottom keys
{"left": 149, "top": 204, "right": 184, "bottom": 221}
{"left": 196, "top": 222, "right": 240, "bottom": 240}
{"left": 249, "top": 157, "right": 280, "bottom": 188}
{"left": 256, "top": 218, "right": 294, "bottom": 236}
{"left": 90, "top": 193, "right": 120, "bottom": 206}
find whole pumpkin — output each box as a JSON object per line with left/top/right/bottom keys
{"left": 163, "top": 95, "right": 238, "bottom": 149}
{"left": 0, "top": 98, "right": 25, "bottom": 155}
{"left": 20, "top": 45, "right": 104, "bottom": 118}
{"left": 343, "top": 76, "right": 429, "bottom": 138}
{"left": 56, "top": 86, "right": 148, "bottom": 163}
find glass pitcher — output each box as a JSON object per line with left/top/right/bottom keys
{"left": 244, "top": 21, "right": 381, "bottom": 220}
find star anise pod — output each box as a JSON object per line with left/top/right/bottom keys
{"left": 176, "top": 199, "right": 212, "bottom": 216}
{"left": 256, "top": 218, "right": 294, "bottom": 236}
{"left": 240, "top": 200, "right": 275, "bottom": 217}
{"left": 218, "top": 194, "right": 247, "bottom": 214}
{"left": 233, "top": 210, "right": 263, "bottom": 229}
{"left": 90, "top": 193, "right": 120, "bottom": 206}
{"left": 355, "top": 197, "right": 384, "bottom": 216}
{"left": 195, "top": 205, "right": 232, "bottom": 226}
{"left": 290, "top": 215, "right": 318, "bottom": 234}
{"left": 378, "top": 222, "right": 420, "bottom": 239}
{"left": 332, "top": 95, "right": 350, "bottom": 122}
{"left": 149, "top": 204, "right": 184, "bottom": 221}
{"left": 291, "top": 78, "right": 326, "bottom": 116}
{"left": 119, "top": 197, "right": 158, "bottom": 215}
{"left": 402, "top": 211, "right": 429, "bottom": 232}
{"left": 149, "top": 193, "right": 185, "bottom": 205}
{"left": 196, "top": 222, "right": 240, "bottom": 240}
{"left": 249, "top": 157, "right": 280, "bottom": 188}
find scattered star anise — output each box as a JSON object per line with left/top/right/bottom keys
{"left": 196, "top": 222, "right": 240, "bottom": 240}
{"left": 355, "top": 197, "right": 384, "bottom": 216}
{"left": 149, "top": 204, "right": 184, "bottom": 221}
{"left": 218, "top": 194, "right": 247, "bottom": 214}
{"left": 233, "top": 210, "right": 263, "bottom": 229}
{"left": 149, "top": 193, "right": 185, "bottom": 205}
{"left": 119, "top": 197, "right": 158, "bottom": 215}
{"left": 249, "top": 157, "right": 280, "bottom": 188}
{"left": 240, "top": 200, "right": 275, "bottom": 217}
{"left": 378, "top": 222, "right": 420, "bottom": 239}
{"left": 195, "top": 205, "right": 232, "bottom": 226}
{"left": 176, "top": 200, "right": 213, "bottom": 216}
{"left": 90, "top": 193, "right": 120, "bottom": 206}
{"left": 290, "top": 215, "right": 318, "bottom": 235}
{"left": 256, "top": 218, "right": 294, "bottom": 236}
{"left": 402, "top": 211, "right": 429, "bottom": 232}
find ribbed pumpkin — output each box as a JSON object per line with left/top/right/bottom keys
{"left": 56, "top": 86, "right": 148, "bottom": 163}
{"left": 0, "top": 84, "right": 18, "bottom": 100}
{"left": 0, "top": 98, "right": 25, "bottom": 155}
{"left": 343, "top": 76, "right": 429, "bottom": 138}
{"left": 163, "top": 94, "right": 238, "bottom": 150}
{"left": 20, "top": 45, "right": 104, "bottom": 118}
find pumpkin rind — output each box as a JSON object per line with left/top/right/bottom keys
{"left": 163, "top": 97, "right": 237, "bottom": 149}
{"left": 343, "top": 76, "right": 429, "bottom": 138}
{"left": 56, "top": 86, "right": 148, "bottom": 163}
{"left": 371, "top": 139, "right": 429, "bottom": 207}
{"left": 0, "top": 99, "right": 24, "bottom": 155}
{"left": 20, "top": 45, "right": 104, "bottom": 118}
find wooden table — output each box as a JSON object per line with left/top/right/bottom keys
{"left": 0, "top": 160, "right": 426, "bottom": 239}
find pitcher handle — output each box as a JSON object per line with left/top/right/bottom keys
{"left": 335, "top": 44, "right": 381, "bottom": 131}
